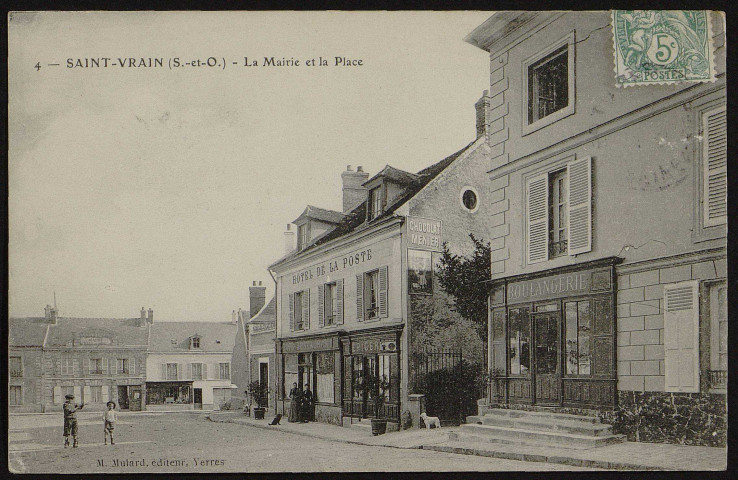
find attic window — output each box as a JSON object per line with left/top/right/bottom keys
{"left": 368, "top": 186, "right": 383, "bottom": 220}
{"left": 460, "top": 187, "right": 479, "bottom": 213}
{"left": 297, "top": 222, "right": 311, "bottom": 251}
{"left": 191, "top": 336, "right": 201, "bottom": 349}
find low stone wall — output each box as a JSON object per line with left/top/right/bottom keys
{"left": 314, "top": 404, "right": 342, "bottom": 426}
{"left": 613, "top": 391, "right": 726, "bottom": 447}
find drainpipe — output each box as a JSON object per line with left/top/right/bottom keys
{"left": 268, "top": 268, "right": 279, "bottom": 415}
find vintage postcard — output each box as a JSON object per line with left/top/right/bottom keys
{"left": 8, "top": 11, "right": 727, "bottom": 473}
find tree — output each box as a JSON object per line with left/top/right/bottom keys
{"left": 436, "top": 234, "right": 491, "bottom": 344}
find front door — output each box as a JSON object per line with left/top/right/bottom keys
{"left": 118, "top": 386, "right": 130, "bottom": 410}
{"left": 193, "top": 388, "right": 202, "bottom": 409}
{"left": 129, "top": 386, "right": 142, "bottom": 411}
{"left": 533, "top": 309, "right": 562, "bottom": 405}
{"left": 259, "top": 362, "right": 269, "bottom": 407}
{"left": 350, "top": 355, "right": 378, "bottom": 418}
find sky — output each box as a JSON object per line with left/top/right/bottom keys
{"left": 8, "top": 11, "right": 492, "bottom": 322}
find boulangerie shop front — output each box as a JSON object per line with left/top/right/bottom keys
{"left": 488, "top": 258, "right": 619, "bottom": 410}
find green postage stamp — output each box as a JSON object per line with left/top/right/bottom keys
{"left": 612, "top": 10, "right": 715, "bottom": 87}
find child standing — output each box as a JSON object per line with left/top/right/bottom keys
{"left": 103, "top": 401, "right": 116, "bottom": 445}
{"left": 63, "top": 394, "right": 84, "bottom": 448}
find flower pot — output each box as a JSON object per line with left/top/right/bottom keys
{"left": 254, "top": 407, "right": 266, "bottom": 420}
{"left": 371, "top": 418, "right": 387, "bottom": 436}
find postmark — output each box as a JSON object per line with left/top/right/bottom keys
{"left": 612, "top": 10, "right": 715, "bottom": 87}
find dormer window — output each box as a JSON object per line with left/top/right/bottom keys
{"left": 297, "top": 222, "right": 311, "bottom": 251}
{"left": 190, "top": 336, "right": 201, "bottom": 349}
{"left": 368, "top": 186, "right": 383, "bottom": 220}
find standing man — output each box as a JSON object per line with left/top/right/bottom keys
{"left": 63, "top": 393, "right": 84, "bottom": 448}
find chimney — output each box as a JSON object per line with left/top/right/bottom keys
{"left": 147, "top": 308, "right": 154, "bottom": 324}
{"left": 232, "top": 309, "right": 237, "bottom": 325}
{"left": 50, "top": 308, "right": 57, "bottom": 324}
{"left": 249, "top": 280, "right": 266, "bottom": 318}
{"left": 45, "top": 305, "right": 57, "bottom": 324}
{"left": 284, "top": 224, "right": 295, "bottom": 254}
{"left": 341, "top": 165, "right": 369, "bottom": 213}
{"left": 140, "top": 307, "right": 147, "bottom": 327}
{"left": 475, "top": 89, "right": 490, "bottom": 140}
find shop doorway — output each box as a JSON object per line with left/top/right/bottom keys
{"left": 118, "top": 386, "right": 129, "bottom": 410}
{"left": 350, "top": 355, "right": 377, "bottom": 418}
{"left": 194, "top": 388, "right": 202, "bottom": 409}
{"left": 532, "top": 308, "right": 562, "bottom": 405}
{"left": 129, "top": 386, "right": 142, "bottom": 411}
{"left": 259, "top": 361, "right": 269, "bottom": 407}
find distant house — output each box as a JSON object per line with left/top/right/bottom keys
{"left": 9, "top": 316, "right": 50, "bottom": 413}
{"left": 232, "top": 282, "right": 277, "bottom": 413}
{"left": 40, "top": 307, "right": 150, "bottom": 412}
{"left": 146, "top": 321, "right": 236, "bottom": 410}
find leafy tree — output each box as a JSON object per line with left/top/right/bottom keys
{"left": 436, "top": 233, "right": 491, "bottom": 343}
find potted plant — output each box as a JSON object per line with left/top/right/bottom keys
{"left": 370, "top": 374, "right": 391, "bottom": 436}
{"left": 247, "top": 381, "right": 268, "bottom": 419}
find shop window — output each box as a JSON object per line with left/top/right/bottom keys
{"left": 219, "top": 362, "right": 230, "bottom": 380}
{"left": 166, "top": 363, "right": 178, "bottom": 380}
{"left": 378, "top": 354, "right": 391, "bottom": 402}
{"left": 146, "top": 384, "right": 191, "bottom": 405}
{"left": 357, "top": 267, "right": 388, "bottom": 321}
{"left": 9, "top": 356, "right": 22, "bottom": 378}
{"left": 319, "top": 280, "right": 344, "bottom": 327}
{"left": 213, "top": 388, "right": 232, "bottom": 408}
{"left": 709, "top": 281, "right": 727, "bottom": 390}
{"left": 368, "top": 186, "right": 383, "bottom": 220}
{"left": 61, "top": 355, "right": 74, "bottom": 376}
{"left": 191, "top": 363, "right": 203, "bottom": 380}
{"left": 523, "top": 32, "right": 575, "bottom": 134}
{"left": 289, "top": 290, "right": 310, "bottom": 331}
{"left": 10, "top": 385, "right": 22, "bottom": 405}
{"left": 565, "top": 300, "right": 592, "bottom": 375}
{"left": 315, "top": 351, "right": 335, "bottom": 403}
{"left": 117, "top": 358, "right": 129, "bottom": 374}
{"left": 526, "top": 156, "right": 591, "bottom": 264}
{"left": 283, "top": 354, "right": 298, "bottom": 398}
{"left": 298, "top": 353, "right": 313, "bottom": 391}
{"left": 508, "top": 308, "right": 530, "bottom": 376}
{"left": 664, "top": 281, "right": 700, "bottom": 393}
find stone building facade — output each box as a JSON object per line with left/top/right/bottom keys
{"left": 466, "top": 11, "right": 726, "bottom": 445}
{"left": 9, "top": 318, "right": 49, "bottom": 413}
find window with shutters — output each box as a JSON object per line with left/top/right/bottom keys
{"left": 708, "top": 281, "right": 727, "bottom": 391}
{"left": 10, "top": 385, "right": 22, "bottom": 405}
{"left": 219, "top": 362, "right": 230, "bottom": 380}
{"left": 192, "top": 363, "right": 203, "bottom": 380}
{"left": 90, "top": 358, "right": 104, "bottom": 375}
{"left": 117, "top": 358, "right": 129, "bottom": 374}
{"left": 664, "top": 281, "right": 700, "bottom": 393}
{"left": 523, "top": 32, "right": 575, "bottom": 135}
{"left": 294, "top": 290, "right": 307, "bottom": 330}
{"left": 61, "top": 355, "right": 74, "bottom": 376}
{"left": 526, "top": 156, "right": 591, "bottom": 264}
{"left": 364, "top": 270, "right": 380, "bottom": 319}
{"left": 10, "top": 356, "right": 22, "bottom": 378}
{"left": 324, "top": 282, "right": 337, "bottom": 326}
{"left": 90, "top": 386, "right": 102, "bottom": 403}
{"left": 701, "top": 106, "right": 727, "bottom": 228}
{"left": 166, "top": 363, "right": 178, "bottom": 380}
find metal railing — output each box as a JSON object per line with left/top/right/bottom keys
{"left": 709, "top": 370, "right": 727, "bottom": 389}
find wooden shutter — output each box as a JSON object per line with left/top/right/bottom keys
{"left": 83, "top": 385, "right": 91, "bottom": 403}
{"left": 73, "top": 359, "right": 79, "bottom": 376}
{"left": 203, "top": 363, "right": 208, "bottom": 380}
{"left": 288, "top": 293, "right": 295, "bottom": 331}
{"left": 318, "top": 284, "right": 325, "bottom": 327}
{"left": 102, "top": 358, "right": 108, "bottom": 374}
{"left": 85, "top": 358, "right": 90, "bottom": 375}
{"left": 336, "top": 279, "right": 344, "bottom": 325}
{"left": 702, "top": 106, "right": 727, "bottom": 227}
{"left": 567, "top": 156, "right": 592, "bottom": 255}
{"left": 378, "top": 266, "right": 389, "bottom": 318}
{"left": 178, "top": 363, "right": 184, "bottom": 380}
{"left": 130, "top": 358, "right": 135, "bottom": 375}
{"left": 53, "top": 386, "right": 62, "bottom": 404}
{"left": 356, "top": 274, "right": 364, "bottom": 321}
{"left": 187, "top": 363, "right": 192, "bottom": 380}
{"left": 526, "top": 172, "right": 549, "bottom": 264}
{"left": 102, "top": 386, "right": 109, "bottom": 403}
{"left": 73, "top": 386, "right": 81, "bottom": 400}
{"left": 161, "top": 363, "right": 167, "bottom": 380}
{"left": 664, "top": 281, "right": 700, "bottom": 393}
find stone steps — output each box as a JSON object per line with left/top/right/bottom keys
{"left": 457, "top": 409, "right": 624, "bottom": 449}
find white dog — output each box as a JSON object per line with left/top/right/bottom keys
{"left": 420, "top": 412, "right": 441, "bottom": 430}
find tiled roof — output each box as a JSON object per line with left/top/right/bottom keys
{"left": 44, "top": 317, "right": 149, "bottom": 347}
{"left": 9, "top": 318, "right": 49, "bottom": 347}
{"left": 291, "top": 205, "right": 345, "bottom": 225}
{"left": 247, "top": 297, "right": 276, "bottom": 325}
{"left": 148, "top": 322, "right": 236, "bottom": 352}
{"left": 363, "top": 165, "right": 419, "bottom": 186}
{"left": 271, "top": 140, "right": 475, "bottom": 267}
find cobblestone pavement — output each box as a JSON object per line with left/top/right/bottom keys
{"left": 9, "top": 413, "right": 597, "bottom": 473}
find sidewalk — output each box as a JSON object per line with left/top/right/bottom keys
{"left": 209, "top": 412, "right": 727, "bottom": 471}
{"left": 9, "top": 409, "right": 209, "bottom": 430}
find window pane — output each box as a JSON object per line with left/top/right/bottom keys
{"left": 509, "top": 309, "right": 530, "bottom": 376}
{"left": 578, "top": 301, "right": 592, "bottom": 375}
{"left": 492, "top": 310, "right": 505, "bottom": 342}
{"left": 565, "top": 302, "right": 578, "bottom": 375}
{"left": 529, "top": 46, "right": 568, "bottom": 123}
